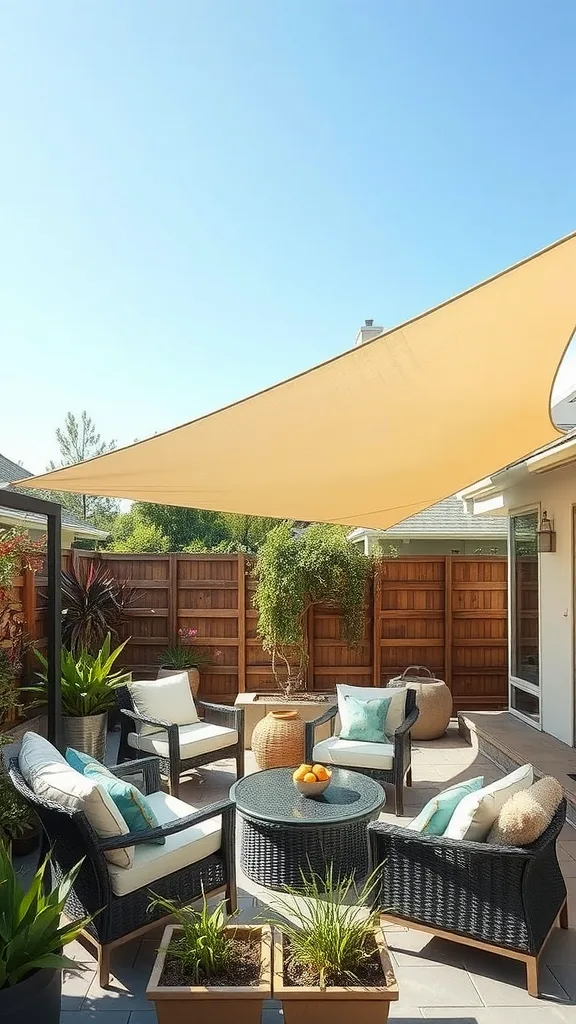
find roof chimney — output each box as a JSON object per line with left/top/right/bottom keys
{"left": 354, "top": 318, "right": 383, "bottom": 347}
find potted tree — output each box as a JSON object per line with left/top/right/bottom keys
{"left": 146, "top": 894, "right": 272, "bottom": 1024}
{"left": 0, "top": 842, "right": 88, "bottom": 1024}
{"left": 253, "top": 522, "right": 370, "bottom": 698}
{"left": 158, "top": 627, "right": 217, "bottom": 698}
{"left": 31, "top": 633, "right": 130, "bottom": 761}
{"left": 270, "top": 867, "right": 398, "bottom": 1023}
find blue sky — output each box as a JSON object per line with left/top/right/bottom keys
{"left": 1, "top": 1, "right": 575, "bottom": 473}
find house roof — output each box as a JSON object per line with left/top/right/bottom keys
{"left": 348, "top": 495, "right": 507, "bottom": 541}
{"left": 0, "top": 452, "right": 108, "bottom": 539}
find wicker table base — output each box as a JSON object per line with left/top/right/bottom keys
{"left": 231, "top": 766, "right": 385, "bottom": 892}
{"left": 240, "top": 816, "right": 372, "bottom": 890}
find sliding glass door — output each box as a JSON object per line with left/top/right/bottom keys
{"left": 509, "top": 511, "right": 540, "bottom": 726}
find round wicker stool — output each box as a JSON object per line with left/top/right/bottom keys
{"left": 388, "top": 666, "right": 452, "bottom": 740}
{"left": 251, "top": 710, "right": 305, "bottom": 769}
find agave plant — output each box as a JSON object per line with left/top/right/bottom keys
{"left": 0, "top": 842, "right": 88, "bottom": 989}
{"left": 31, "top": 633, "right": 131, "bottom": 717}
{"left": 61, "top": 559, "right": 140, "bottom": 655}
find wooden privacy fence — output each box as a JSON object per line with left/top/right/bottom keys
{"left": 22, "top": 552, "right": 508, "bottom": 712}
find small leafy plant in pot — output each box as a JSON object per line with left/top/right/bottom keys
{"left": 30, "top": 633, "right": 130, "bottom": 762}
{"left": 146, "top": 893, "right": 272, "bottom": 1024}
{"left": 158, "top": 627, "right": 219, "bottom": 697}
{"left": 0, "top": 842, "right": 88, "bottom": 1024}
{"left": 269, "top": 865, "right": 398, "bottom": 1024}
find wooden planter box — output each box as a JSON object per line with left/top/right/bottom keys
{"left": 147, "top": 924, "right": 272, "bottom": 1024}
{"left": 272, "top": 927, "right": 398, "bottom": 1024}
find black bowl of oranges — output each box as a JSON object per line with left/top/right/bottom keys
{"left": 292, "top": 762, "right": 332, "bottom": 796}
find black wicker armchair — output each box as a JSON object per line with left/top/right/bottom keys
{"left": 9, "top": 755, "right": 236, "bottom": 988}
{"left": 368, "top": 798, "right": 568, "bottom": 997}
{"left": 304, "top": 689, "right": 418, "bottom": 815}
{"left": 117, "top": 686, "right": 244, "bottom": 797}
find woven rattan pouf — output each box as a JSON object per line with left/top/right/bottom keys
{"left": 251, "top": 710, "right": 305, "bottom": 769}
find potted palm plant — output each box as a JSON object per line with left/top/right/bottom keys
{"left": 270, "top": 867, "right": 398, "bottom": 1023}
{"left": 0, "top": 842, "right": 88, "bottom": 1024}
{"left": 32, "top": 633, "right": 130, "bottom": 760}
{"left": 158, "top": 627, "right": 216, "bottom": 697}
{"left": 146, "top": 894, "right": 272, "bottom": 1024}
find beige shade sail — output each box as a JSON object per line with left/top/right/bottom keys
{"left": 22, "top": 232, "right": 576, "bottom": 530}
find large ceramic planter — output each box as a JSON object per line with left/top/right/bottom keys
{"left": 0, "top": 966, "right": 62, "bottom": 1024}
{"left": 273, "top": 927, "right": 398, "bottom": 1024}
{"left": 147, "top": 923, "right": 272, "bottom": 1024}
{"left": 157, "top": 666, "right": 200, "bottom": 697}
{"left": 251, "top": 710, "right": 305, "bottom": 769}
{"left": 62, "top": 712, "right": 108, "bottom": 761}
{"left": 388, "top": 666, "right": 453, "bottom": 740}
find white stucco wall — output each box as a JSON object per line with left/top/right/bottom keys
{"left": 503, "top": 461, "right": 575, "bottom": 746}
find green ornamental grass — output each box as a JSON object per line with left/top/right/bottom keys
{"left": 148, "top": 893, "right": 234, "bottom": 984}
{"left": 269, "top": 864, "right": 381, "bottom": 988}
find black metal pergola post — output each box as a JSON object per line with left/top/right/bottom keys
{"left": 0, "top": 488, "right": 62, "bottom": 747}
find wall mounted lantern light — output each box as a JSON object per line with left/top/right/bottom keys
{"left": 537, "top": 511, "right": 556, "bottom": 553}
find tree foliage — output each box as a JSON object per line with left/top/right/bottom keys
{"left": 46, "top": 411, "right": 119, "bottom": 522}
{"left": 253, "top": 522, "right": 370, "bottom": 694}
{"left": 108, "top": 508, "right": 170, "bottom": 553}
{"left": 134, "top": 504, "right": 227, "bottom": 551}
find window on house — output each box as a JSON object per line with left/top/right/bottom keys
{"left": 511, "top": 511, "right": 539, "bottom": 690}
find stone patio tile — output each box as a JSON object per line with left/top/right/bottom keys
{"left": 542, "top": 926, "right": 576, "bottom": 965}
{"left": 462, "top": 949, "right": 569, "bottom": 1004}
{"left": 126, "top": 1013, "right": 157, "bottom": 1024}
{"left": 82, "top": 964, "right": 152, "bottom": 1013}
{"left": 421, "top": 1009, "right": 576, "bottom": 1022}
{"left": 548, "top": 965, "right": 576, "bottom": 1001}
{"left": 386, "top": 929, "right": 467, "bottom": 969}
{"left": 61, "top": 966, "right": 96, "bottom": 1011}
{"left": 388, "top": 1008, "right": 423, "bottom": 1020}
{"left": 391, "top": 965, "right": 482, "bottom": 1007}
{"left": 61, "top": 1014, "right": 130, "bottom": 1024}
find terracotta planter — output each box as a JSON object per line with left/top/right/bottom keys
{"left": 147, "top": 923, "right": 272, "bottom": 1024}
{"left": 157, "top": 666, "right": 200, "bottom": 697}
{"left": 251, "top": 710, "right": 305, "bottom": 769}
{"left": 273, "top": 927, "right": 398, "bottom": 1024}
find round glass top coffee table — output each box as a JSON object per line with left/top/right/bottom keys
{"left": 230, "top": 766, "right": 385, "bottom": 891}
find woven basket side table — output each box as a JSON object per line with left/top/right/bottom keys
{"left": 388, "top": 666, "right": 452, "bottom": 740}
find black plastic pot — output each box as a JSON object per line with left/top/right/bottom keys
{"left": 0, "top": 966, "right": 62, "bottom": 1024}
{"left": 11, "top": 824, "right": 41, "bottom": 859}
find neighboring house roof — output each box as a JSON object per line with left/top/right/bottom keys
{"left": 348, "top": 495, "right": 507, "bottom": 542}
{"left": 0, "top": 452, "right": 108, "bottom": 540}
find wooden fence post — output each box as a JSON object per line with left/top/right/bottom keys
{"left": 372, "top": 562, "right": 382, "bottom": 687}
{"left": 168, "top": 554, "right": 178, "bottom": 644}
{"left": 237, "top": 554, "right": 246, "bottom": 693}
{"left": 444, "top": 555, "right": 453, "bottom": 691}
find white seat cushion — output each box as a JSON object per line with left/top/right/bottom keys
{"left": 18, "top": 732, "right": 133, "bottom": 869}
{"left": 106, "top": 790, "right": 222, "bottom": 897}
{"left": 129, "top": 674, "right": 199, "bottom": 737}
{"left": 127, "top": 721, "right": 238, "bottom": 760}
{"left": 313, "top": 735, "right": 394, "bottom": 770}
{"left": 336, "top": 684, "right": 407, "bottom": 736}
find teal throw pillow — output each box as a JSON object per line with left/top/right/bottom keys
{"left": 65, "top": 747, "right": 100, "bottom": 774}
{"left": 408, "top": 776, "right": 484, "bottom": 836}
{"left": 65, "top": 747, "right": 165, "bottom": 846}
{"left": 339, "top": 694, "right": 392, "bottom": 743}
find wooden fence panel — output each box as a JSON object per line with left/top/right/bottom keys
{"left": 23, "top": 551, "right": 508, "bottom": 709}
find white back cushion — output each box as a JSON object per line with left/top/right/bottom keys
{"left": 336, "top": 684, "right": 407, "bottom": 736}
{"left": 129, "top": 673, "right": 199, "bottom": 736}
{"left": 18, "top": 731, "right": 133, "bottom": 868}
{"left": 444, "top": 763, "right": 534, "bottom": 842}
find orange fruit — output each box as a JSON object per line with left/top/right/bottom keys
{"left": 303, "top": 772, "right": 317, "bottom": 784}
{"left": 313, "top": 765, "right": 329, "bottom": 782}
{"left": 293, "top": 766, "right": 310, "bottom": 782}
